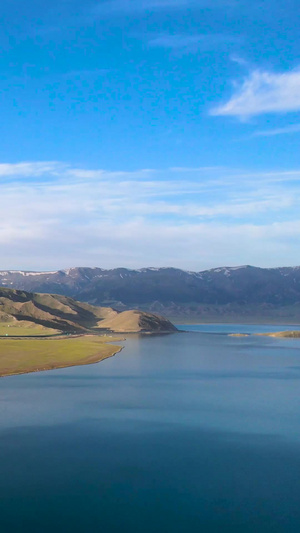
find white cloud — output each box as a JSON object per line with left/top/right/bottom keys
{"left": 67, "top": 168, "right": 154, "bottom": 180}
{"left": 0, "top": 162, "right": 156, "bottom": 182}
{"left": 0, "top": 161, "right": 65, "bottom": 177}
{"left": 1, "top": 216, "right": 300, "bottom": 271}
{"left": 212, "top": 68, "right": 300, "bottom": 118}
{"left": 253, "top": 123, "right": 300, "bottom": 137}
{"left": 0, "top": 161, "right": 299, "bottom": 270}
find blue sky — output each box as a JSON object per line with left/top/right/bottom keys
{"left": 1, "top": 0, "right": 300, "bottom": 270}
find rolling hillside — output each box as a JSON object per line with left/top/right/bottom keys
{"left": 0, "top": 288, "right": 176, "bottom": 333}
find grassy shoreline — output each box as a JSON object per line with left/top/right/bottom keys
{"left": 0, "top": 334, "right": 124, "bottom": 378}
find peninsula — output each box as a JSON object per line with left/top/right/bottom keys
{"left": 0, "top": 287, "right": 176, "bottom": 377}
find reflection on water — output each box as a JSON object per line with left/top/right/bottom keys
{"left": 1, "top": 325, "right": 300, "bottom": 532}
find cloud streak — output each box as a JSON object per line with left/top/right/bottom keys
{"left": 253, "top": 123, "right": 300, "bottom": 137}
{"left": 148, "top": 33, "right": 237, "bottom": 52}
{"left": 212, "top": 68, "right": 300, "bottom": 118}
{"left": 0, "top": 162, "right": 299, "bottom": 270}
{"left": 0, "top": 162, "right": 65, "bottom": 178}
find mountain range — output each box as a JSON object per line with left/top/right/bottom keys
{"left": 1, "top": 265, "right": 300, "bottom": 322}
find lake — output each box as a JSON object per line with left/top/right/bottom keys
{"left": 1, "top": 324, "right": 300, "bottom": 532}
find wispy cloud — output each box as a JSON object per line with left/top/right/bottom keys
{"left": 0, "top": 162, "right": 65, "bottom": 178}
{"left": 253, "top": 123, "right": 300, "bottom": 137}
{"left": 212, "top": 68, "right": 300, "bottom": 118}
{"left": 0, "top": 162, "right": 299, "bottom": 269}
{"left": 148, "top": 33, "right": 237, "bottom": 52}
{"left": 230, "top": 55, "right": 249, "bottom": 67}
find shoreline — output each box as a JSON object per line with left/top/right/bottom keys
{"left": 0, "top": 334, "right": 125, "bottom": 379}
{"left": 172, "top": 319, "right": 300, "bottom": 326}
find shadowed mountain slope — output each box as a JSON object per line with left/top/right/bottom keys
{"left": 1, "top": 265, "right": 300, "bottom": 321}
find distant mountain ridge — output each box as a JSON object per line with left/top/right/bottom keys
{"left": 1, "top": 265, "right": 300, "bottom": 322}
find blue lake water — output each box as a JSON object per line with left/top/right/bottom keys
{"left": 1, "top": 324, "right": 300, "bottom": 532}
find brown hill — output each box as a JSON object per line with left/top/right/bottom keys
{"left": 97, "top": 310, "right": 177, "bottom": 333}
{"left": 0, "top": 288, "right": 176, "bottom": 334}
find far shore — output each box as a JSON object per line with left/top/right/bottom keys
{"left": 229, "top": 331, "right": 300, "bottom": 339}
{"left": 255, "top": 331, "right": 300, "bottom": 338}
{"left": 172, "top": 318, "right": 300, "bottom": 326}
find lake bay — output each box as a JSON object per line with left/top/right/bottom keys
{"left": 1, "top": 324, "right": 300, "bottom": 532}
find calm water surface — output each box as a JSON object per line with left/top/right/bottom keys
{"left": 1, "top": 324, "right": 300, "bottom": 532}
